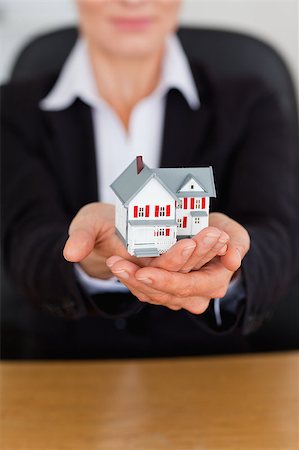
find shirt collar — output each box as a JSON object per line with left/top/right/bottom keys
{"left": 40, "top": 33, "right": 200, "bottom": 111}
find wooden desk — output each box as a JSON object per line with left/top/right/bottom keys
{"left": 1, "top": 352, "right": 298, "bottom": 450}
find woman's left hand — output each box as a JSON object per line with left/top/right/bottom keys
{"left": 106, "top": 213, "right": 250, "bottom": 314}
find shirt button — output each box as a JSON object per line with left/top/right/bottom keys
{"left": 114, "top": 318, "right": 127, "bottom": 330}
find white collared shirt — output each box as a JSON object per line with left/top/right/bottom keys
{"left": 41, "top": 34, "right": 200, "bottom": 204}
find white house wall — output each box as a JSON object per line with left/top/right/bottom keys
{"left": 128, "top": 177, "right": 175, "bottom": 221}
{"left": 127, "top": 223, "right": 177, "bottom": 255}
{"left": 177, "top": 196, "right": 210, "bottom": 236}
{"left": 115, "top": 196, "right": 127, "bottom": 239}
{"left": 179, "top": 177, "right": 204, "bottom": 192}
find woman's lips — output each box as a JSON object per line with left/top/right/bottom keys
{"left": 110, "top": 17, "right": 154, "bottom": 31}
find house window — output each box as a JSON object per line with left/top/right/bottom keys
{"left": 194, "top": 217, "right": 201, "bottom": 224}
{"left": 195, "top": 199, "right": 201, "bottom": 209}
{"left": 177, "top": 200, "right": 183, "bottom": 209}
{"left": 158, "top": 228, "right": 165, "bottom": 236}
{"left": 138, "top": 207, "right": 144, "bottom": 217}
{"left": 160, "top": 207, "right": 165, "bottom": 217}
{"left": 177, "top": 218, "right": 182, "bottom": 228}
{"left": 190, "top": 184, "right": 194, "bottom": 190}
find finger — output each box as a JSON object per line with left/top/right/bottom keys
{"left": 107, "top": 256, "right": 165, "bottom": 297}
{"left": 209, "top": 213, "right": 250, "bottom": 272}
{"left": 134, "top": 264, "right": 233, "bottom": 299}
{"left": 107, "top": 257, "right": 189, "bottom": 310}
{"left": 220, "top": 245, "right": 243, "bottom": 272}
{"left": 192, "top": 243, "right": 228, "bottom": 269}
{"left": 125, "top": 287, "right": 155, "bottom": 304}
{"left": 149, "top": 238, "right": 196, "bottom": 271}
{"left": 63, "top": 228, "right": 95, "bottom": 262}
{"left": 182, "top": 296, "right": 211, "bottom": 314}
{"left": 148, "top": 293, "right": 210, "bottom": 313}
{"left": 63, "top": 203, "right": 114, "bottom": 262}
{"left": 180, "top": 227, "right": 229, "bottom": 272}
{"left": 107, "top": 256, "right": 214, "bottom": 312}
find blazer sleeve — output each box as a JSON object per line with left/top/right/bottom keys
{"left": 225, "top": 85, "right": 299, "bottom": 334}
{"left": 181, "top": 76, "right": 298, "bottom": 335}
{"left": 1, "top": 85, "right": 142, "bottom": 319}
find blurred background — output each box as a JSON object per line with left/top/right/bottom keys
{"left": 0, "top": 0, "right": 298, "bottom": 102}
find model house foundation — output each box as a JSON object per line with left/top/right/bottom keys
{"left": 110, "top": 156, "right": 216, "bottom": 257}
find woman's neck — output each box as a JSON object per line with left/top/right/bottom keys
{"left": 87, "top": 41, "right": 164, "bottom": 130}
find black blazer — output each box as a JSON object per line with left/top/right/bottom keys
{"left": 1, "top": 59, "right": 298, "bottom": 357}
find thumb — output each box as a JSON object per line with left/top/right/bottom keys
{"left": 63, "top": 202, "right": 116, "bottom": 262}
{"left": 63, "top": 228, "right": 95, "bottom": 262}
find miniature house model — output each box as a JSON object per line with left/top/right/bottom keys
{"left": 110, "top": 156, "right": 216, "bottom": 257}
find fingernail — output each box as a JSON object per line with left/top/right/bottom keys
{"left": 217, "top": 244, "right": 228, "bottom": 255}
{"left": 218, "top": 232, "right": 230, "bottom": 244}
{"left": 203, "top": 232, "right": 220, "bottom": 245}
{"left": 106, "top": 260, "right": 114, "bottom": 268}
{"left": 182, "top": 245, "right": 196, "bottom": 257}
{"left": 111, "top": 269, "right": 129, "bottom": 280}
{"left": 181, "top": 267, "right": 192, "bottom": 273}
{"left": 136, "top": 277, "right": 153, "bottom": 285}
{"left": 106, "top": 256, "right": 123, "bottom": 268}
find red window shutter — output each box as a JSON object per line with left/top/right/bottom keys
{"left": 184, "top": 198, "right": 188, "bottom": 209}
{"left": 166, "top": 205, "right": 170, "bottom": 216}
{"left": 145, "top": 205, "right": 150, "bottom": 217}
{"left": 202, "top": 198, "right": 206, "bottom": 209}
{"left": 134, "top": 206, "right": 138, "bottom": 218}
{"left": 155, "top": 205, "right": 159, "bottom": 217}
{"left": 183, "top": 217, "right": 187, "bottom": 228}
{"left": 166, "top": 228, "right": 170, "bottom": 237}
{"left": 190, "top": 198, "right": 195, "bottom": 209}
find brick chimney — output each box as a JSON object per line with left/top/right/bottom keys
{"left": 136, "top": 155, "right": 144, "bottom": 174}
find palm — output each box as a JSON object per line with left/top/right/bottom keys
{"left": 67, "top": 203, "right": 151, "bottom": 278}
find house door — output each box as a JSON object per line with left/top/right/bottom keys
{"left": 133, "top": 228, "right": 154, "bottom": 245}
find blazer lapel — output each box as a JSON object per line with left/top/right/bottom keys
{"left": 41, "top": 99, "right": 98, "bottom": 215}
{"left": 160, "top": 62, "right": 213, "bottom": 169}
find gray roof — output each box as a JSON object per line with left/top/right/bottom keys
{"left": 177, "top": 173, "right": 206, "bottom": 192}
{"left": 190, "top": 211, "right": 208, "bottom": 217}
{"left": 110, "top": 159, "right": 153, "bottom": 205}
{"left": 110, "top": 159, "right": 216, "bottom": 205}
{"left": 155, "top": 166, "right": 216, "bottom": 197}
{"left": 110, "top": 160, "right": 177, "bottom": 206}
{"left": 177, "top": 192, "right": 210, "bottom": 198}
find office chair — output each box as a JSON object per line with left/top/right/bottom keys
{"left": 2, "top": 27, "right": 298, "bottom": 358}
{"left": 10, "top": 27, "right": 298, "bottom": 128}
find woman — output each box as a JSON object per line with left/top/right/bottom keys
{"left": 2, "top": 0, "right": 298, "bottom": 357}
